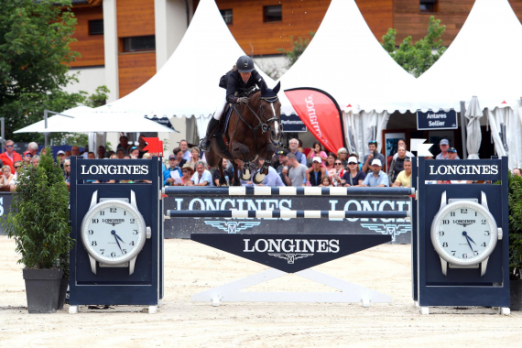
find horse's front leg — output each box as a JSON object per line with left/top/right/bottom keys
{"left": 230, "top": 140, "right": 252, "bottom": 180}
{"left": 253, "top": 142, "right": 276, "bottom": 185}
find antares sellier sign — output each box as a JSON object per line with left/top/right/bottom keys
{"left": 191, "top": 234, "right": 391, "bottom": 273}
{"left": 416, "top": 109, "right": 458, "bottom": 130}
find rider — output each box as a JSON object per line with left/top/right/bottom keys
{"left": 199, "top": 55, "right": 266, "bottom": 151}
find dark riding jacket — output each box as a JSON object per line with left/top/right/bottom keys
{"left": 223, "top": 70, "right": 265, "bottom": 104}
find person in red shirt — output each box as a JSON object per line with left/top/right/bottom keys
{"left": 0, "top": 140, "right": 22, "bottom": 174}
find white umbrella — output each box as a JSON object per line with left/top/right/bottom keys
{"left": 465, "top": 96, "right": 483, "bottom": 159}
{"left": 15, "top": 107, "right": 176, "bottom": 134}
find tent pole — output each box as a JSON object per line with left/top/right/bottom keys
{"left": 44, "top": 110, "right": 48, "bottom": 148}
{"left": 0, "top": 118, "right": 4, "bottom": 153}
{"left": 459, "top": 101, "right": 467, "bottom": 159}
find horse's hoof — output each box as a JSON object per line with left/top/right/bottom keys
{"left": 241, "top": 168, "right": 251, "bottom": 180}
{"left": 253, "top": 173, "right": 265, "bottom": 185}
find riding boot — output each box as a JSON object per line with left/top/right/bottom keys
{"left": 199, "top": 118, "right": 220, "bottom": 151}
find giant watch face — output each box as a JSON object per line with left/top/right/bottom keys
{"left": 431, "top": 201, "right": 498, "bottom": 266}
{"left": 81, "top": 200, "right": 147, "bottom": 264}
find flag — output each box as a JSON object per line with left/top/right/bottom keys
{"left": 284, "top": 88, "right": 345, "bottom": 153}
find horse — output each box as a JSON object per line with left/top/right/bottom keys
{"left": 206, "top": 82, "right": 283, "bottom": 186}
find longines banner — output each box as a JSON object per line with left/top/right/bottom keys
{"left": 164, "top": 195, "right": 412, "bottom": 244}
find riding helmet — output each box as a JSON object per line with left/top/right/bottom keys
{"left": 236, "top": 56, "right": 255, "bottom": 73}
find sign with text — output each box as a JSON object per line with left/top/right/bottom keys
{"left": 191, "top": 234, "right": 391, "bottom": 273}
{"left": 280, "top": 113, "right": 307, "bottom": 133}
{"left": 417, "top": 109, "right": 458, "bottom": 130}
{"left": 424, "top": 159, "right": 502, "bottom": 181}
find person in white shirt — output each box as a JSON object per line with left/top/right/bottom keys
{"left": 191, "top": 161, "right": 213, "bottom": 186}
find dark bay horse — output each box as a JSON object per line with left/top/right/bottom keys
{"left": 206, "top": 82, "right": 283, "bottom": 186}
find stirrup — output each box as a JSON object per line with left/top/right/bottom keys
{"left": 199, "top": 137, "right": 211, "bottom": 151}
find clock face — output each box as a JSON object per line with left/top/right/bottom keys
{"left": 82, "top": 201, "right": 146, "bottom": 264}
{"left": 431, "top": 201, "right": 497, "bottom": 265}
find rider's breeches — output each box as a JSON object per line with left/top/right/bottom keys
{"left": 213, "top": 90, "right": 228, "bottom": 120}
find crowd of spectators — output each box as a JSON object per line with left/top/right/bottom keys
{"left": 0, "top": 135, "right": 507, "bottom": 190}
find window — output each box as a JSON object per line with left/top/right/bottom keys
{"left": 122, "top": 36, "right": 156, "bottom": 52}
{"left": 420, "top": 0, "right": 437, "bottom": 13}
{"left": 220, "top": 9, "right": 233, "bottom": 25}
{"left": 263, "top": 5, "right": 282, "bottom": 23}
{"left": 88, "top": 19, "right": 104, "bottom": 35}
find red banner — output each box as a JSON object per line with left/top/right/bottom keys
{"left": 284, "top": 88, "right": 345, "bottom": 153}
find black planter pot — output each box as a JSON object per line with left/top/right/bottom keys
{"left": 56, "top": 278, "right": 69, "bottom": 310}
{"left": 23, "top": 268, "right": 63, "bottom": 314}
{"left": 511, "top": 279, "right": 522, "bottom": 311}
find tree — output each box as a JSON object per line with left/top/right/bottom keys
{"left": 0, "top": 0, "right": 108, "bottom": 143}
{"left": 382, "top": 16, "right": 446, "bottom": 78}
{"left": 278, "top": 32, "right": 315, "bottom": 69}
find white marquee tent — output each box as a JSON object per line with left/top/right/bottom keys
{"left": 94, "top": 0, "right": 281, "bottom": 139}
{"left": 412, "top": 0, "right": 522, "bottom": 167}
{"left": 277, "top": 0, "right": 417, "bottom": 156}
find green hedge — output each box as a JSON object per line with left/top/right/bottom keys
{"left": 508, "top": 173, "right": 522, "bottom": 278}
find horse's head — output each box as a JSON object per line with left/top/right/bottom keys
{"left": 259, "top": 82, "right": 282, "bottom": 146}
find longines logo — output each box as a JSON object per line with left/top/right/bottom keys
{"left": 243, "top": 238, "right": 340, "bottom": 253}
{"left": 103, "top": 219, "right": 125, "bottom": 226}
{"left": 361, "top": 224, "right": 411, "bottom": 242}
{"left": 454, "top": 219, "right": 475, "bottom": 227}
{"left": 204, "top": 221, "right": 261, "bottom": 234}
{"left": 80, "top": 165, "right": 149, "bottom": 175}
{"left": 191, "top": 234, "right": 391, "bottom": 273}
{"left": 429, "top": 164, "right": 498, "bottom": 176}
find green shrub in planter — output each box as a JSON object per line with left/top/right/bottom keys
{"left": 2, "top": 148, "right": 73, "bottom": 313}
{"left": 506, "top": 172, "right": 522, "bottom": 310}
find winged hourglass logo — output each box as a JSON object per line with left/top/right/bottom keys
{"left": 361, "top": 223, "right": 412, "bottom": 242}
{"left": 268, "top": 253, "right": 314, "bottom": 264}
{"left": 204, "top": 221, "right": 261, "bottom": 234}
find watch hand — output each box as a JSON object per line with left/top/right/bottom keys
{"left": 462, "top": 231, "right": 474, "bottom": 252}
{"left": 115, "top": 233, "right": 125, "bottom": 243}
{"left": 111, "top": 230, "right": 123, "bottom": 252}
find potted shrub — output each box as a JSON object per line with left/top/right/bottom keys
{"left": 3, "top": 148, "right": 73, "bottom": 313}
{"left": 507, "top": 172, "right": 522, "bottom": 310}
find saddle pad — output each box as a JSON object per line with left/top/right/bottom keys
{"left": 223, "top": 106, "right": 233, "bottom": 134}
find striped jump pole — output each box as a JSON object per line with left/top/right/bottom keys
{"left": 166, "top": 209, "right": 410, "bottom": 219}
{"left": 163, "top": 186, "right": 415, "bottom": 197}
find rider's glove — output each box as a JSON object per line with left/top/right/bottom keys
{"left": 237, "top": 97, "right": 249, "bottom": 105}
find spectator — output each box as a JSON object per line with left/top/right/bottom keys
{"left": 275, "top": 149, "right": 289, "bottom": 184}
{"left": 289, "top": 138, "right": 307, "bottom": 166}
{"left": 173, "top": 147, "right": 187, "bottom": 168}
{"left": 65, "top": 150, "right": 71, "bottom": 158}
{"left": 22, "top": 151, "right": 33, "bottom": 167}
{"left": 137, "top": 135, "right": 148, "bottom": 158}
{"left": 337, "top": 148, "right": 349, "bottom": 167}
{"left": 349, "top": 152, "right": 363, "bottom": 171}
{"left": 0, "top": 165, "right": 15, "bottom": 190}
{"left": 116, "top": 149, "right": 125, "bottom": 159}
{"left": 392, "top": 158, "right": 413, "bottom": 188}
{"left": 191, "top": 161, "right": 212, "bottom": 186}
{"left": 180, "top": 163, "right": 195, "bottom": 186}
{"left": 319, "top": 176, "right": 333, "bottom": 187}
{"left": 342, "top": 156, "right": 366, "bottom": 187}
{"left": 284, "top": 153, "right": 307, "bottom": 187}
{"left": 110, "top": 154, "right": 118, "bottom": 159}
{"left": 108, "top": 150, "right": 115, "bottom": 158}
{"left": 330, "top": 158, "right": 346, "bottom": 187}
{"left": 513, "top": 168, "right": 522, "bottom": 177}
{"left": 361, "top": 159, "right": 389, "bottom": 187}
{"left": 56, "top": 150, "right": 66, "bottom": 169}
{"left": 325, "top": 152, "right": 337, "bottom": 177}
{"left": 448, "top": 147, "right": 459, "bottom": 160}
{"left": 116, "top": 135, "right": 130, "bottom": 153}
{"left": 63, "top": 159, "right": 71, "bottom": 187}
{"left": 306, "top": 157, "right": 327, "bottom": 186}
{"left": 123, "top": 155, "right": 131, "bottom": 159}
{"left": 31, "top": 155, "right": 40, "bottom": 168}
{"left": 187, "top": 147, "right": 202, "bottom": 169}
{"left": 436, "top": 139, "right": 460, "bottom": 160}
{"left": 97, "top": 146, "right": 107, "bottom": 159}
{"left": 71, "top": 146, "right": 80, "bottom": 157}
{"left": 249, "top": 158, "right": 285, "bottom": 187}
{"left": 213, "top": 158, "right": 234, "bottom": 186}
{"left": 388, "top": 146, "right": 408, "bottom": 183}
{"left": 362, "top": 141, "right": 386, "bottom": 174}
{"left": 164, "top": 155, "right": 183, "bottom": 186}
{"left": 10, "top": 161, "right": 23, "bottom": 192}
{"left": 40, "top": 148, "right": 47, "bottom": 156}
{"left": 0, "top": 139, "right": 22, "bottom": 174}
{"left": 129, "top": 146, "right": 140, "bottom": 159}
{"left": 392, "top": 139, "right": 414, "bottom": 160}
{"left": 27, "top": 142, "right": 39, "bottom": 156}
{"left": 87, "top": 152, "right": 96, "bottom": 159}
{"left": 180, "top": 140, "right": 192, "bottom": 161}
{"left": 307, "top": 142, "right": 328, "bottom": 165}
